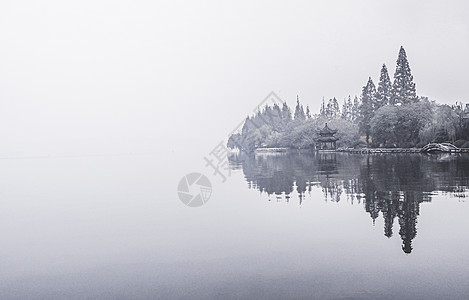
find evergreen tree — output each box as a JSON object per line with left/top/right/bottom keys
{"left": 324, "top": 97, "right": 340, "bottom": 119}
{"left": 359, "top": 77, "right": 377, "bottom": 146}
{"left": 326, "top": 100, "right": 333, "bottom": 118}
{"left": 391, "top": 46, "right": 418, "bottom": 105}
{"left": 342, "top": 99, "right": 348, "bottom": 120}
{"left": 271, "top": 103, "right": 283, "bottom": 130}
{"left": 281, "top": 102, "right": 292, "bottom": 123}
{"left": 294, "top": 95, "right": 306, "bottom": 121}
{"left": 376, "top": 64, "right": 392, "bottom": 108}
{"left": 306, "top": 106, "right": 311, "bottom": 119}
{"left": 332, "top": 97, "right": 340, "bottom": 118}
{"left": 342, "top": 96, "right": 353, "bottom": 121}
{"left": 352, "top": 96, "right": 360, "bottom": 124}
{"left": 320, "top": 97, "right": 326, "bottom": 116}
{"left": 241, "top": 116, "right": 252, "bottom": 137}
{"left": 347, "top": 96, "right": 353, "bottom": 120}
{"left": 262, "top": 105, "right": 273, "bottom": 126}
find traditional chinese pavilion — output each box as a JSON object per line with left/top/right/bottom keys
{"left": 316, "top": 123, "right": 339, "bottom": 150}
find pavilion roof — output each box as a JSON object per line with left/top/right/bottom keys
{"left": 318, "top": 123, "right": 338, "bottom": 136}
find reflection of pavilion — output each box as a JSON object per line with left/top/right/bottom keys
{"left": 229, "top": 152, "right": 469, "bottom": 254}
{"left": 316, "top": 123, "right": 339, "bottom": 150}
{"left": 316, "top": 152, "right": 338, "bottom": 174}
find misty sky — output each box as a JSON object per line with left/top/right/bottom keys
{"left": 1, "top": 0, "right": 468, "bottom": 155}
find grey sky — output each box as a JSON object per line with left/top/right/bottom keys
{"left": 1, "top": 0, "right": 468, "bottom": 155}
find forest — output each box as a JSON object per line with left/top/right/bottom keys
{"left": 228, "top": 47, "right": 469, "bottom": 152}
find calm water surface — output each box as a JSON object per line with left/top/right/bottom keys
{"left": 0, "top": 152, "right": 468, "bottom": 299}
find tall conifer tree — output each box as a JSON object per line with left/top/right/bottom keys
{"left": 332, "top": 97, "right": 340, "bottom": 118}
{"left": 352, "top": 96, "right": 360, "bottom": 124}
{"left": 281, "top": 102, "right": 292, "bottom": 123}
{"left": 359, "top": 77, "right": 377, "bottom": 145}
{"left": 320, "top": 97, "right": 326, "bottom": 116}
{"left": 342, "top": 98, "right": 348, "bottom": 120}
{"left": 342, "top": 95, "right": 353, "bottom": 121}
{"left": 376, "top": 64, "right": 392, "bottom": 108}
{"left": 391, "top": 46, "right": 418, "bottom": 105}
{"left": 294, "top": 95, "right": 306, "bottom": 121}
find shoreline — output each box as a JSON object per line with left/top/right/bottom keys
{"left": 254, "top": 144, "right": 469, "bottom": 154}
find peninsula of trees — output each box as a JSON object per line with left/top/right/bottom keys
{"left": 228, "top": 46, "right": 469, "bottom": 152}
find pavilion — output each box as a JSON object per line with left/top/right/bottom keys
{"left": 316, "top": 123, "right": 339, "bottom": 150}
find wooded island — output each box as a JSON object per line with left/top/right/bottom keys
{"left": 228, "top": 47, "right": 469, "bottom": 152}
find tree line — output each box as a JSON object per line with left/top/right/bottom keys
{"left": 228, "top": 46, "right": 469, "bottom": 151}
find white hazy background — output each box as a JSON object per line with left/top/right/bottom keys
{"left": 1, "top": 0, "right": 468, "bottom": 157}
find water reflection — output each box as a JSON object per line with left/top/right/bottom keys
{"left": 229, "top": 152, "right": 469, "bottom": 253}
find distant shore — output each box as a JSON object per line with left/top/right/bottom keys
{"left": 254, "top": 143, "right": 469, "bottom": 154}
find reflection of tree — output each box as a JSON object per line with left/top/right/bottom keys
{"left": 229, "top": 152, "right": 469, "bottom": 254}
{"left": 398, "top": 193, "right": 420, "bottom": 254}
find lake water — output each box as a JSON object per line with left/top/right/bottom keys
{"left": 1, "top": 152, "right": 468, "bottom": 299}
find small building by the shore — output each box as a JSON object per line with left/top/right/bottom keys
{"left": 315, "top": 123, "right": 339, "bottom": 150}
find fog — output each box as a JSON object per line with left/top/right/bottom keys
{"left": 1, "top": 0, "right": 468, "bottom": 156}
{"left": 2, "top": 2, "right": 469, "bottom": 298}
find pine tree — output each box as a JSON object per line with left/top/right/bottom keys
{"left": 320, "top": 97, "right": 326, "bottom": 116}
{"left": 326, "top": 100, "right": 333, "bottom": 118}
{"left": 391, "top": 46, "right": 418, "bottom": 105}
{"left": 306, "top": 106, "right": 311, "bottom": 119}
{"left": 241, "top": 116, "right": 251, "bottom": 136}
{"left": 324, "top": 99, "right": 332, "bottom": 119}
{"left": 376, "top": 64, "right": 392, "bottom": 108}
{"left": 271, "top": 103, "right": 283, "bottom": 129}
{"left": 342, "top": 96, "right": 353, "bottom": 121}
{"left": 294, "top": 95, "right": 306, "bottom": 121}
{"left": 262, "top": 105, "right": 273, "bottom": 126}
{"left": 347, "top": 96, "right": 353, "bottom": 121}
{"left": 359, "top": 77, "right": 377, "bottom": 145}
{"left": 281, "top": 102, "right": 292, "bottom": 123}
{"left": 332, "top": 97, "right": 340, "bottom": 118}
{"left": 324, "top": 97, "right": 340, "bottom": 119}
{"left": 342, "top": 99, "right": 348, "bottom": 120}
{"left": 352, "top": 96, "right": 360, "bottom": 124}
